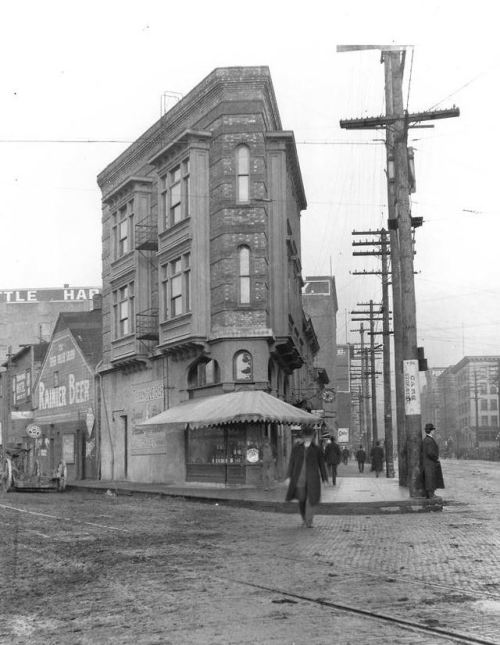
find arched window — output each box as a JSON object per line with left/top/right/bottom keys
{"left": 236, "top": 145, "right": 250, "bottom": 202}
{"left": 234, "top": 351, "right": 253, "bottom": 382}
{"left": 238, "top": 245, "right": 250, "bottom": 304}
{"left": 188, "top": 359, "right": 220, "bottom": 388}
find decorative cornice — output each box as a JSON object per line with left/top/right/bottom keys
{"left": 103, "top": 176, "right": 154, "bottom": 206}
{"left": 97, "top": 67, "right": 281, "bottom": 197}
{"left": 148, "top": 130, "right": 212, "bottom": 167}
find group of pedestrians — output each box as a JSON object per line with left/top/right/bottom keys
{"left": 284, "top": 422, "right": 445, "bottom": 528}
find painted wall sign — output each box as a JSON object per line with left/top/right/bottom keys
{"left": 130, "top": 381, "right": 165, "bottom": 455}
{"left": 0, "top": 287, "right": 100, "bottom": 304}
{"left": 404, "top": 359, "right": 421, "bottom": 415}
{"left": 12, "top": 370, "right": 31, "bottom": 405}
{"left": 36, "top": 333, "right": 93, "bottom": 417}
{"left": 131, "top": 425, "right": 167, "bottom": 456}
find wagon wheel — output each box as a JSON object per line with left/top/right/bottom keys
{"left": 57, "top": 461, "right": 67, "bottom": 492}
{"left": 1, "top": 457, "right": 13, "bottom": 493}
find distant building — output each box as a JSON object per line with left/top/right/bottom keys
{"left": 0, "top": 286, "right": 101, "bottom": 364}
{"left": 302, "top": 276, "right": 338, "bottom": 435}
{"left": 421, "top": 367, "right": 446, "bottom": 430}
{"left": 450, "top": 356, "right": 500, "bottom": 453}
{"left": 0, "top": 303, "right": 102, "bottom": 480}
{"left": 0, "top": 342, "right": 48, "bottom": 448}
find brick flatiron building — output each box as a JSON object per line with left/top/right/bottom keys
{"left": 97, "top": 67, "right": 325, "bottom": 486}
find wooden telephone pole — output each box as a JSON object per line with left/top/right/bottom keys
{"left": 352, "top": 229, "right": 395, "bottom": 477}
{"left": 338, "top": 45, "right": 459, "bottom": 496}
{"left": 352, "top": 306, "right": 383, "bottom": 446}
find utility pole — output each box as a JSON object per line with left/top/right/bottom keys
{"left": 338, "top": 44, "right": 459, "bottom": 497}
{"left": 380, "top": 229, "right": 395, "bottom": 477}
{"left": 352, "top": 325, "right": 370, "bottom": 448}
{"left": 369, "top": 300, "right": 378, "bottom": 444}
{"left": 352, "top": 229, "right": 395, "bottom": 476}
{"left": 352, "top": 305, "right": 384, "bottom": 449}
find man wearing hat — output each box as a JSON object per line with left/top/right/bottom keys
{"left": 285, "top": 426, "right": 328, "bottom": 527}
{"left": 324, "top": 435, "right": 342, "bottom": 485}
{"left": 422, "top": 423, "right": 445, "bottom": 498}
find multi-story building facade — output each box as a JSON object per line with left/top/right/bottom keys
{"left": 451, "top": 356, "right": 500, "bottom": 453}
{"left": 0, "top": 286, "right": 101, "bottom": 364}
{"left": 434, "top": 365, "right": 458, "bottom": 454}
{"left": 0, "top": 342, "right": 48, "bottom": 449}
{"left": 97, "top": 67, "right": 323, "bottom": 485}
{"left": 421, "top": 367, "right": 446, "bottom": 431}
{"left": 302, "top": 276, "right": 337, "bottom": 434}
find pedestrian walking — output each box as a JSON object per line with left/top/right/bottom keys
{"left": 341, "top": 446, "right": 349, "bottom": 465}
{"left": 422, "top": 423, "right": 445, "bottom": 498}
{"left": 355, "top": 445, "right": 366, "bottom": 473}
{"left": 285, "top": 427, "right": 328, "bottom": 528}
{"left": 261, "top": 437, "right": 275, "bottom": 490}
{"left": 370, "top": 441, "right": 384, "bottom": 477}
{"left": 324, "top": 435, "right": 342, "bottom": 485}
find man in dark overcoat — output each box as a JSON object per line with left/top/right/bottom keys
{"left": 285, "top": 427, "right": 328, "bottom": 528}
{"left": 324, "top": 435, "right": 342, "bottom": 485}
{"left": 370, "top": 441, "right": 384, "bottom": 477}
{"left": 422, "top": 423, "right": 445, "bottom": 498}
{"left": 355, "top": 445, "right": 366, "bottom": 473}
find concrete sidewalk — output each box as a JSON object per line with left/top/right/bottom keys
{"left": 68, "top": 472, "right": 447, "bottom": 515}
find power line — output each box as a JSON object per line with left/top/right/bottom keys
{"left": 0, "top": 138, "right": 386, "bottom": 147}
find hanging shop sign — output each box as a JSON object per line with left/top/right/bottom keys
{"left": 26, "top": 424, "right": 42, "bottom": 439}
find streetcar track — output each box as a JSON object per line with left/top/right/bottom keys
{"left": 272, "top": 551, "right": 500, "bottom": 601}
{"left": 0, "top": 502, "right": 130, "bottom": 533}
{"left": 218, "top": 576, "right": 499, "bottom": 645}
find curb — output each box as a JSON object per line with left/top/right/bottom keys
{"left": 67, "top": 484, "right": 444, "bottom": 515}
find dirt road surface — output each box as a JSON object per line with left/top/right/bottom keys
{"left": 1, "top": 459, "right": 500, "bottom": 644}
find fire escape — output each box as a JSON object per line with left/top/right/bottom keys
{"left": 135, "top": 215, "right": 159, "bottom": 344}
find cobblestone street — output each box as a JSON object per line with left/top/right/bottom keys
{"left": 1, "top": 459, "right": 500, "bottom": 644}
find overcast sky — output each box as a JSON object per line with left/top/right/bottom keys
{"left": 1, "top": 0, "right": 499, "bottom": 369}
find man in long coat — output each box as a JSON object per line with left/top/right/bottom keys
{"left": 370, "top": 441, "right": 384, "bottom": 477}
{"left": 285, "top": 427, "right": 328, "bottom": 528}
{"left": 355, "top": 445, "right": 366, "bottom": 473}
{"left": 324, "top": 435, "right": 342, "bottom": 485}
{"left": 422, "top": 423, "right": 445, "bottom": 498}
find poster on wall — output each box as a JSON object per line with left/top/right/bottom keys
{"left": 403, "top": 360, "right": 421, "bottom": 415}
{"left": 62, "top": 434, "right": 75, "bottom": 464}
{"left": 131, "top": 425, "right": 168, "bottom": 456}
{"left": 131, "top": 380, "right": 167, "bottom": 456}
{"left": 337, "top": 427, "right": 349, "bottom": 443}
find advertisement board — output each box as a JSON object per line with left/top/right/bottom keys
{"left": 404, "top": 359, "right": 421, "bottom": 415}
{"left": 338, "top": 427, "right": 349, "bottom": 443}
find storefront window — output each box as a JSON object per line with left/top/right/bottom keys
{"left": 187, "top": 426, "right": 248, "bottom": 464}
